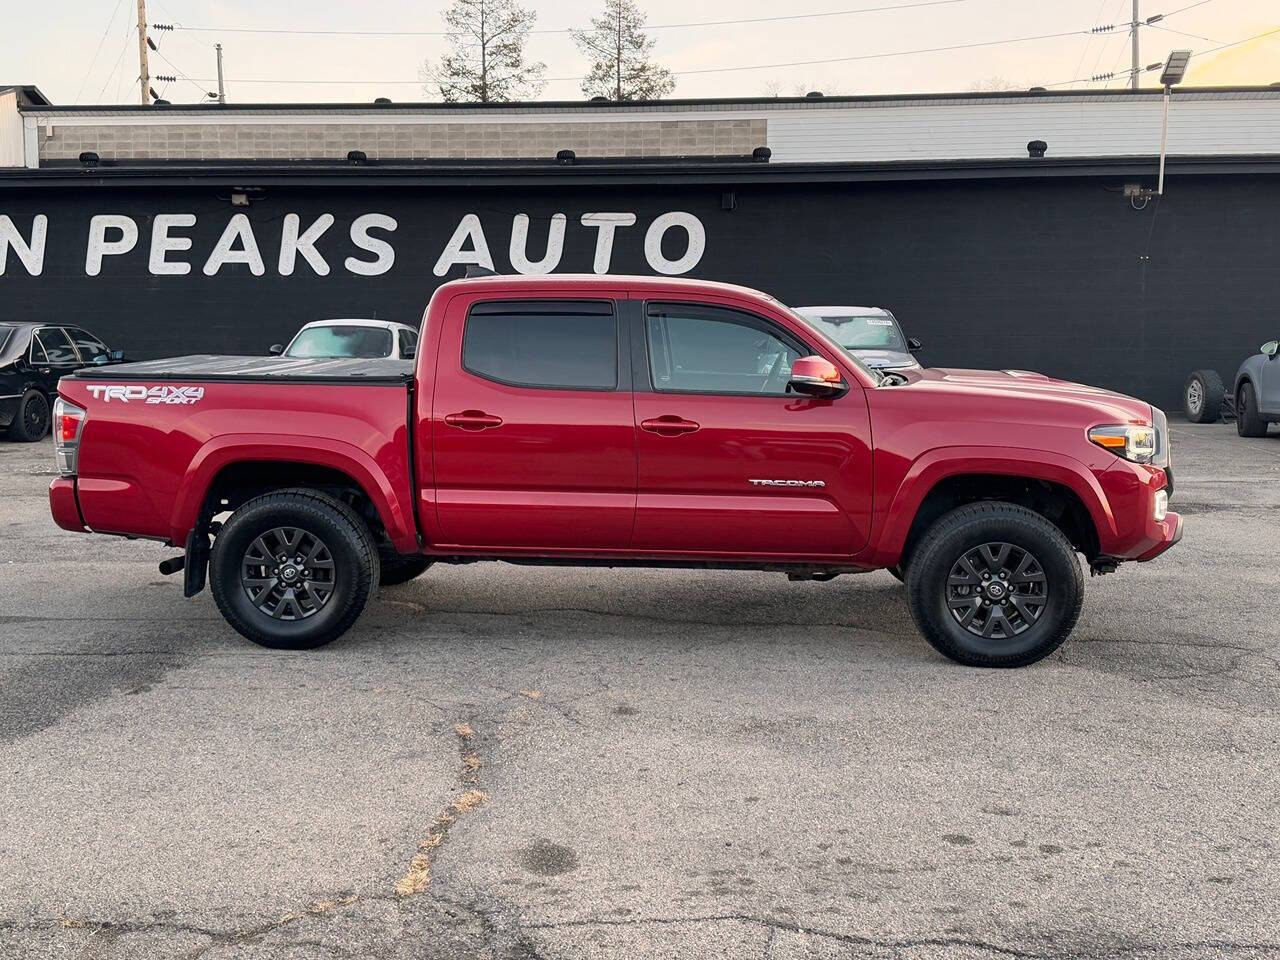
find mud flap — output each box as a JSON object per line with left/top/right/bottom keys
{"left": 183, "top": 529, "right": 210, "bottom": 598}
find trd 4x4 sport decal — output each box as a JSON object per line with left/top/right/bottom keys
{"left": 85, "top": 385, "right": 205, "bottom": 405}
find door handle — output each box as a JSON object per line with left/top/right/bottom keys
{"left": 641, "top": 415, "right": 700, "bottom": 436}
{"left": 444, "top": 410, "right": 504, "bottom": 431}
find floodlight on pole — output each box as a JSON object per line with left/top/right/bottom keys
{"left": 1157, "top": 50, "right": 1192, "bottom": 195}
{"left": 1160, "top": 49, "right": 1192, "bottom": 87}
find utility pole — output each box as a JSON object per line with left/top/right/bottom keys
{"left": 136, "top": 0, "right": 151, "bottom": 104}
{"left": 1130, "top": 0, "right": 1140, "bottom": 90}
{"left": 215, "top": 44, "right": 226, "bottom": 103}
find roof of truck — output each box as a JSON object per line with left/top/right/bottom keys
{"left": 436, "top": 273, "right": 776, "bottom": 301}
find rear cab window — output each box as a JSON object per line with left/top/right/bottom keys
{"left": 463, "top": 300, "right": 618, "bottom": 390}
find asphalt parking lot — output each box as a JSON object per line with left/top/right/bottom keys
{"left": 1, "top": 421, "right": 1278, "bottom": 959}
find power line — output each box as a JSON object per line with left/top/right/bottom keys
{"left": 1193, "top": 25, "right": 1280, "bottom": 58}
{"left": 74, "top": 0, "right": 128, "bottom": 104}
{"left": 150, "top": 0, "right": 981, "bottom": 37}
{"left": 178, "top": 27, "right": 1092, "bottom": 86}
{"left": 96, "top": 23, "right": 137, "bottom": 102}
{"left": 1041, "top": 24, "right": 1280, "bottom": 88}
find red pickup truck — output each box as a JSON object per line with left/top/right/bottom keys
{"left": 48, "top": 274, "right": 1180, "bottom": 667}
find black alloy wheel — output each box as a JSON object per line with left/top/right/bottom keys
{"left": 944, "top": 542, "right": 1048, "bottom": 640}
{"left": 210, "top": 488, "right": 379, "bottom": 649}
{"left": 905, "top": 502, "right": 1083, "bottom": 667}
{"left": 10, "top": 390, "right": 51, "bottom": 442}
{"left": 241, "top": 526, "right": 336, "bottom": 620}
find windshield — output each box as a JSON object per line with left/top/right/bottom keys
{"left": 801, "top": 312, "right": 906, "bottom": 352}
{"left": 781, "top": 306, "right": 882, "bottom": 385}
{"left": 0, "top": 326, "right": 12, "bottom": 355}
{"left": 285, "top": 325, "right": 393, "bottom": 359}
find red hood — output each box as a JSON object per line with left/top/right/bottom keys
{"left": 912, "top": 367, "right": 1154, "bottom": 423}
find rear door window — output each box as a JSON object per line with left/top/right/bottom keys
{"left": 66, "top": 328, "right": 111, "bottom": 363}
{"left": 36, "top": 328, "right": 81, "bottom": 365}
{"left": 463, "top": 301, "right": 617, "bottom": 390}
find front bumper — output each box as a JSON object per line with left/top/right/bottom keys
{"left": 1136, "top": 511, "right": 1183, "bottom": 562}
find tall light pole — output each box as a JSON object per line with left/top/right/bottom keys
{"left": 1130, "top": 0, "right": 1141, "bottom": 90}
{"left": 215, "top": 44, "right": 226, "bottom": 104}
{"left": 1157, "top": 50, "right": 1192, "bottom": 195}
{"left": 136, "top": 0, "right": 151, "bottom": 104}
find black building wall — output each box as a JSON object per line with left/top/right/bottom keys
{"left": 1, "top": 167, "right": 1276, "bottom": 411}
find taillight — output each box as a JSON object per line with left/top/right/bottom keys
{"left": 52, "top": 396, "right": 85, "bottom": 477}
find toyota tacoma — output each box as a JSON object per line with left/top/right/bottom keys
{"left": 48, "top": 274, "right": 1181, "bottom": 667}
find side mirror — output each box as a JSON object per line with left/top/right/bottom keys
{"left": 1262, "top": 340, "right": 1278, "bottom": 359}
{"left": 269, "top": 344, "right": 284, "bottom": 355}
{"left": 788, "top": 355, "right": 847, "bottom": 398}
{"left": 907, "top": 337, "right": 923, "bottom": 352}
{"left": 401, "top": 344, "right": 416, "bottom": 359}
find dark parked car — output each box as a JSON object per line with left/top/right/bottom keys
{"left": 0, "top": 323, "right": 121, "bottom": 441}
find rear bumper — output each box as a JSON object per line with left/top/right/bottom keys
{"left": 49, "top": 477, "right": 87, "bottom": 532}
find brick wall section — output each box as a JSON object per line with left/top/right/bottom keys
{"left": 38, "top": 119, "right": 767, "bottom": 161}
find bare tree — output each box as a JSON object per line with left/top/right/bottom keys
{"left": 572, "top": 0, "right": 674, "bottom": 101}
{"left": 423, "top": 0, "right": 546, "bottom": 103}
{"left": 968, "top": 75, "right": 1019, "bottom": 92}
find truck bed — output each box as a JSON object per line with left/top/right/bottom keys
{"left": 64, "top": 355, "right": 413, "bottom": 383}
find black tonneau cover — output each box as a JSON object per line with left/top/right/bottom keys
{"left": 62, "top": 354, "right": 414, "bottom": 384}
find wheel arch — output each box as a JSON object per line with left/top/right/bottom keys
{"left": 171, "top": 436, "right": 418, "bottom": 555}
{"left": 868, "top": 447, "right": 1115, "bottom": 568}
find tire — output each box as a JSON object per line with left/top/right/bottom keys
{"left": 1236, "top": 381, "right": 1270, "bottom": 438}
{"left": 9, "top": 390, "right": 50, "bottom": 442}
{"left": 209, "top": 488, "right": 380, "bottom": 649}
{"left": 379, "top": 554, "right": 432, "bottom": 586}
{"left": 1183, "top": 369, "right": 1223, "bottom": 423}
{"left": 905, "top": 502, "right": 1084, "bottom": 668}
{"left": 887, "top": 565, "right": 905, "bottom": 583}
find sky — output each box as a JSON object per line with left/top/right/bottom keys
{"left": 3, "top": 0, "right": 1277, "bottom": 105}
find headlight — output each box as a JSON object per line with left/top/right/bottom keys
{"left": 1088, "top": 423, "right": 1156, "bottom": 464}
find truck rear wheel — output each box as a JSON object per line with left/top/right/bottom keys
{"left": 209, "top": 489, "right": 379, "bottom": 649}
{"left": 905, "top": 502, "right": 1083, "bottom": 668}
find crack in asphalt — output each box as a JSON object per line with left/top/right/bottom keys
{"left": 519, "top": 914, "right": 1280, "bottom": 959}
{"left": 395, "top": 719, "right": 489, "bottom": 898}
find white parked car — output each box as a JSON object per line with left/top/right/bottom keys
{"left": 794, "top": 306, "right": 923, "bottom": 372}
{"left": 270, "top": 319, "right": 419, "bottom": 360}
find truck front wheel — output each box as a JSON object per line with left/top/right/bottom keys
{"left": 905, "top": 502, "right": 1083, "bottom": 668}
{"left": 209, "top": 489, "right": 380, "bottom": 649}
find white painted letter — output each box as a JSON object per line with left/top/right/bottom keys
{"left": 278, "top": 213, "right": 333, "bottom": 276}
{"left": 508, "top": 213, "right": 566, "bottom": 275}
{"left": 580, "top": 212, "right": 636, "bottom": 274}
{"left": 644, "top": 211, "right": 705, "bottom": 275}
{"left": 0, "top": 214, "right": 47, "bottom": 276}
{"left": 345, "top": 213, "right": 397, "bottom": 276}
{"left": 203, "top": 213, "right": 265, "bottom": 277}
{"left": 85, "top": 215, "right": 138, "bottom": 276}
{"left": 149, "top": 214, "right": 196, "bottom": 275}
{"left": 433, "top": 214, "right": 493, "bottom": 277}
